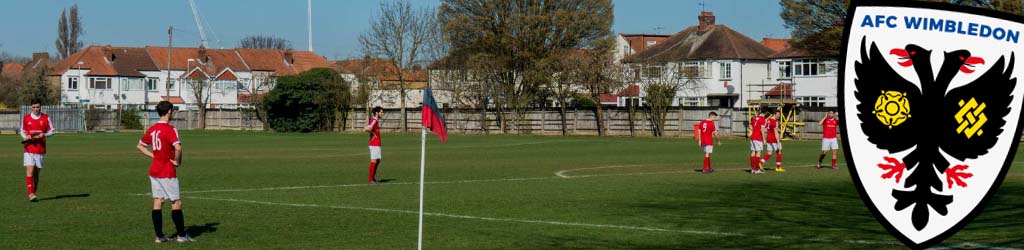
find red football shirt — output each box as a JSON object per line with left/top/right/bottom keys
{"left": 22, "top": 113, "right": 53, "bottom": 154}
{"left": 823, "top": 117, "right": 839, "bottom": 139}
{"left": 368, "top": 117, "right": 381, "bottom": 147}
{"left": 140, "top": 122, "right": 180, "bottom": 178}
{"left": 766, "top": 117, "right": 780, "bottom": 143}
{"left": 750, "top": 115, "right": 766, "bottom": 141}
{"left": 699, "top": 119, "right": 717, "bottom": 146}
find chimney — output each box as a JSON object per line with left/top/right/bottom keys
{"left": 284, "top": 49, "right": 294, "bottom": 64}
{"left": 198, "top": 46, "right": 208, "bottom": 63}
{"left": 103, "top": 46, "right": 115, "bottom": 61}
{"left": 698, "top": 11, "right": 715, "bottom": 32}
{"left": 32, "top": 52, "right": 49, "bottom": 62}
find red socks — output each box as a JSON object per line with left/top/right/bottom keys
{"left": 762, "top": 154, "right": 771, "bottom": 162}
{"left": 368, "top": 162, "right": 378, "bottom": 182}
{"left": 25, "top": 176, "right": 34, "bottom": 195}
{"left": 776, "top": 153, "right": 783, "bottom": 166}
{"left": 703, "top": 157, "right": 710, "bottom": 171}
{"left": 832, "top": 158, "right": 837, "bottom": 168}
{"left": 750, "top": 156, "right": 759, "bottom": 171}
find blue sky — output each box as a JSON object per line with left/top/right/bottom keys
{"left": 0, "top": 0, "right": 790, "bottom": 60}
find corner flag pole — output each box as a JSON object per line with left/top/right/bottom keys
{"left": 417, "top": 127, "right": 426, "bottom": 250}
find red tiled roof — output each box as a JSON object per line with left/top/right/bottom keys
{"left": 2, "top": 62, "right": 24, "bottom": 79}
{"left": 599, "top": 94, "right": 617, "bottom": 104}
{"left": 161, "top": 96, "right": 185, "bottom": 104}
{"left": 238, "top": 93, "right": 264, "bottom": 103}
{"left": 289, "top": 51, "right": 334, "bottom": 73}
{"left": 216, "top": 69, "right": 238, "bottom": 80}
{"left": 622, "top": 34, "right": 671, "bottom": 54}
{"left": 50, "top": 46, "right": 118, "bottom": 76}
{"left": 760, "top": 38, "right": 789, "bottom": 52}
{"left": 185, "top": 68, "right": 210, "bottom": 80}
{"left": 765, "top": 83, "right": 795, "bottom": 97}
{"left": 623, "top": 24, "right": 775, "bottom": 63}
{"left": 617, "top": 84, "right": 640, "bottom": 97}
{"left": 236, "top": 48, "right": 292, "bottom": 75}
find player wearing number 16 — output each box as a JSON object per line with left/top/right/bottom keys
{"left": 136, "top": 101, "right": 195, "bottom": 243}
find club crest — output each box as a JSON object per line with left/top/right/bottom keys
{"left": 840, "top": 0, "right": 1024, "bottom": 248}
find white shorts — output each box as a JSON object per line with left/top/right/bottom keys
{"left": 24, "top": 153, "right": 44, "bottom": 168}
{"left": 702, "top": 145, "right": 713, "bottom": 153}
{"left": 766, "top": 142, "right": 782, "bottom": 151}
{"left": 369, "top": 146, "right": 382, "bottom": 160}
{"left": 822, "top": 138, "right": 839, "bottom": 150}
{"left": 750, "top": 140, "right": 764, "bottom": 152}
{"left": 150, "top": 177, "right": 181, "bottom": 201}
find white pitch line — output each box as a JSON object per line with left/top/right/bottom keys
{"left": 135, "top": 164, "right": 846, "bottom": 195}
{"left": 189, "top": 196, "right": 901, "bottom": 246}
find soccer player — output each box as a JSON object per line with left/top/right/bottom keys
{"left": 697, "top": 112, "right": 721, "bottom": 174}
{"left": 749, "top": 111, "right": 767, "bottom": 174}
{"left": 364, "top": 106, "right": 384, "bottom": 184}
{"left": 21, "top": 99, "right": 55, "bottom": 202}
{"left": 137, "top": 101, "right": 195, "bottom": 243}
{"left": 818, "top": 111, "right": 840, "bottom": 169}
{"left": 762, "top": 111, "right": 784, "bottom": 172}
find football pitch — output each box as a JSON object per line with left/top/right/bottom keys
{"left": 1, "top": 131, "right": 1022, "bottom": 249}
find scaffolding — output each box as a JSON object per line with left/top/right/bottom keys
{"left": 746, "top": 82, "right": 804, "bottom": 140}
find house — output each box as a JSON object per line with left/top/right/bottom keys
{"left": 340, "top": 58, "right": 453, "bottom": 109}
{"left": 614, "top": 33, "right": 671, "bottom": 62}
{"left": 622, "top": 11, "right": 776, "bottom": 108}
{"left": 49, "top": 45, "right": 333, "bottom": 110}
{"left": 766, "top": 46, "right": 839, "bottom": 108}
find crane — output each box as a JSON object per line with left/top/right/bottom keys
{"left": 188, "top": 0, "right": 208, "bottom": 48}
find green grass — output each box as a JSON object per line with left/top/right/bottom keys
{"left": 0, "top": 131, "right": 1022, "bottom": 249}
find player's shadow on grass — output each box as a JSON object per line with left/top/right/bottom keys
{"left": 186, "top": 222, "right": 220, "bottom": 237}
{"left": 38, "top": 193, "right": 90, "bottom": 201}
{"left": 378, "top": 179, "right": 396, "bottom": 183}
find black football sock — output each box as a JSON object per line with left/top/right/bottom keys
{"left": 818, "top": 154, "right": 825, "bottom": 163}
{"left": 171, "top": 209, "right": 185, "bottom": 237}
{"left": 152, "top": 210, "right": 164, "bottom": 237}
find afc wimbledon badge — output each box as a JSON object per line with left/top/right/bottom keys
{"left": 841, "top": 0, "right": 1024, "bottom": 248}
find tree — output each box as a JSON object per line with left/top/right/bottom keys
{"left": 17, "top": 67, "right": 56, "bottom": 105}
{"left": 183, "top": 74, "right": 212, "bottom": 130}
{"left": 238, "top": 35, "right": 293, "bottom": 50}
{"left": 359, "top": 0, "right": 437, "bottom": 132}
{"left": 239, "top": 77, "right": 272, "bottom": 130}
{"left": 263, "top": 68, "right": 349, "bottom": 132}
{"left": 439, "top": 0, "right": 614, "bottom": 134}
{"left": 55, "top": 4, "right": 84, "bottom": 59}
{"left": 642, "top": 72, "right": 682, "bottom": 137}
{"left": 782, "top": 0, "right": 1023, "bottom": 55}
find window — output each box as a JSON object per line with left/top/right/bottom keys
{"left": 238, "top": 78, "right": 251, "bottom": 92}
{"left": 679, "top": 97, "right": 706, "bottom": 107}
{"left": 146, "top": 78, "right": 159, "bottom": 91}
{"left": 216, "top": 80, "right": 236, "bottom": 90}
{"left": 794, "top": 59, "right": 837, "bottom": 76}
{"left": 68, "top": 77, "right": 78, "bottom": 90}
{"left": 798, "top": 96, "right": 826, "bottom": 107}
{"left": 719, "top": 62, "right": 732, "bottom": 79}
{"left": 646, "top": 40, "right": 657, "bottom": 47}
{"left": 121, "top": 78, "right": 144, "bottom": 91}
{"left": 681, "top": 61, "right": 712, "bottom": 78}
{"left": 642, "top": 65, "right": 663, "bottom": 78}
{"left": 89, "top": 77, "right": 111, "bottom": 89}
{"left": 778, "top": 61, "right": 792, "bottom": 79}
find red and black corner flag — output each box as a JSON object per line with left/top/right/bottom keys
{"left": 421, "top": 87, "right": 447, "bottom": 143}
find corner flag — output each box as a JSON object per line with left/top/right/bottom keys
{"left": 418, "top": 86, "right": 447, "bottom": 250}
{"left": 421, "top": 87, "right": 447, "bottom": 143}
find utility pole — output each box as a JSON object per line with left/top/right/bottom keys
{"left": 166, "top": 26, "right": 172, "bottom": 99}
{"left": 308, "top": 0, "right": 313, "bottom": 52}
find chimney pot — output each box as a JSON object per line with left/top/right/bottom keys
{"left": 698, "top": 11, "right": 715, "bottom": 32}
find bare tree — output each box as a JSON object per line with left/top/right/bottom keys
{"left": 639, "top": 64, "right": 688, "bottom": 137}
{"left": 55, "top": 4, "right": 84, "bottom": 59}
{"left": 238, "top": 35, "right": 293, "bottom": 50}
{"left": 359, "top": 0, "right": 436, "bottom": 132}
{"left": 185, "top": 74, "right": 212, "bottom": 130}
{"left": 239, "top": 77, "right": 273, "bottom": 130}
